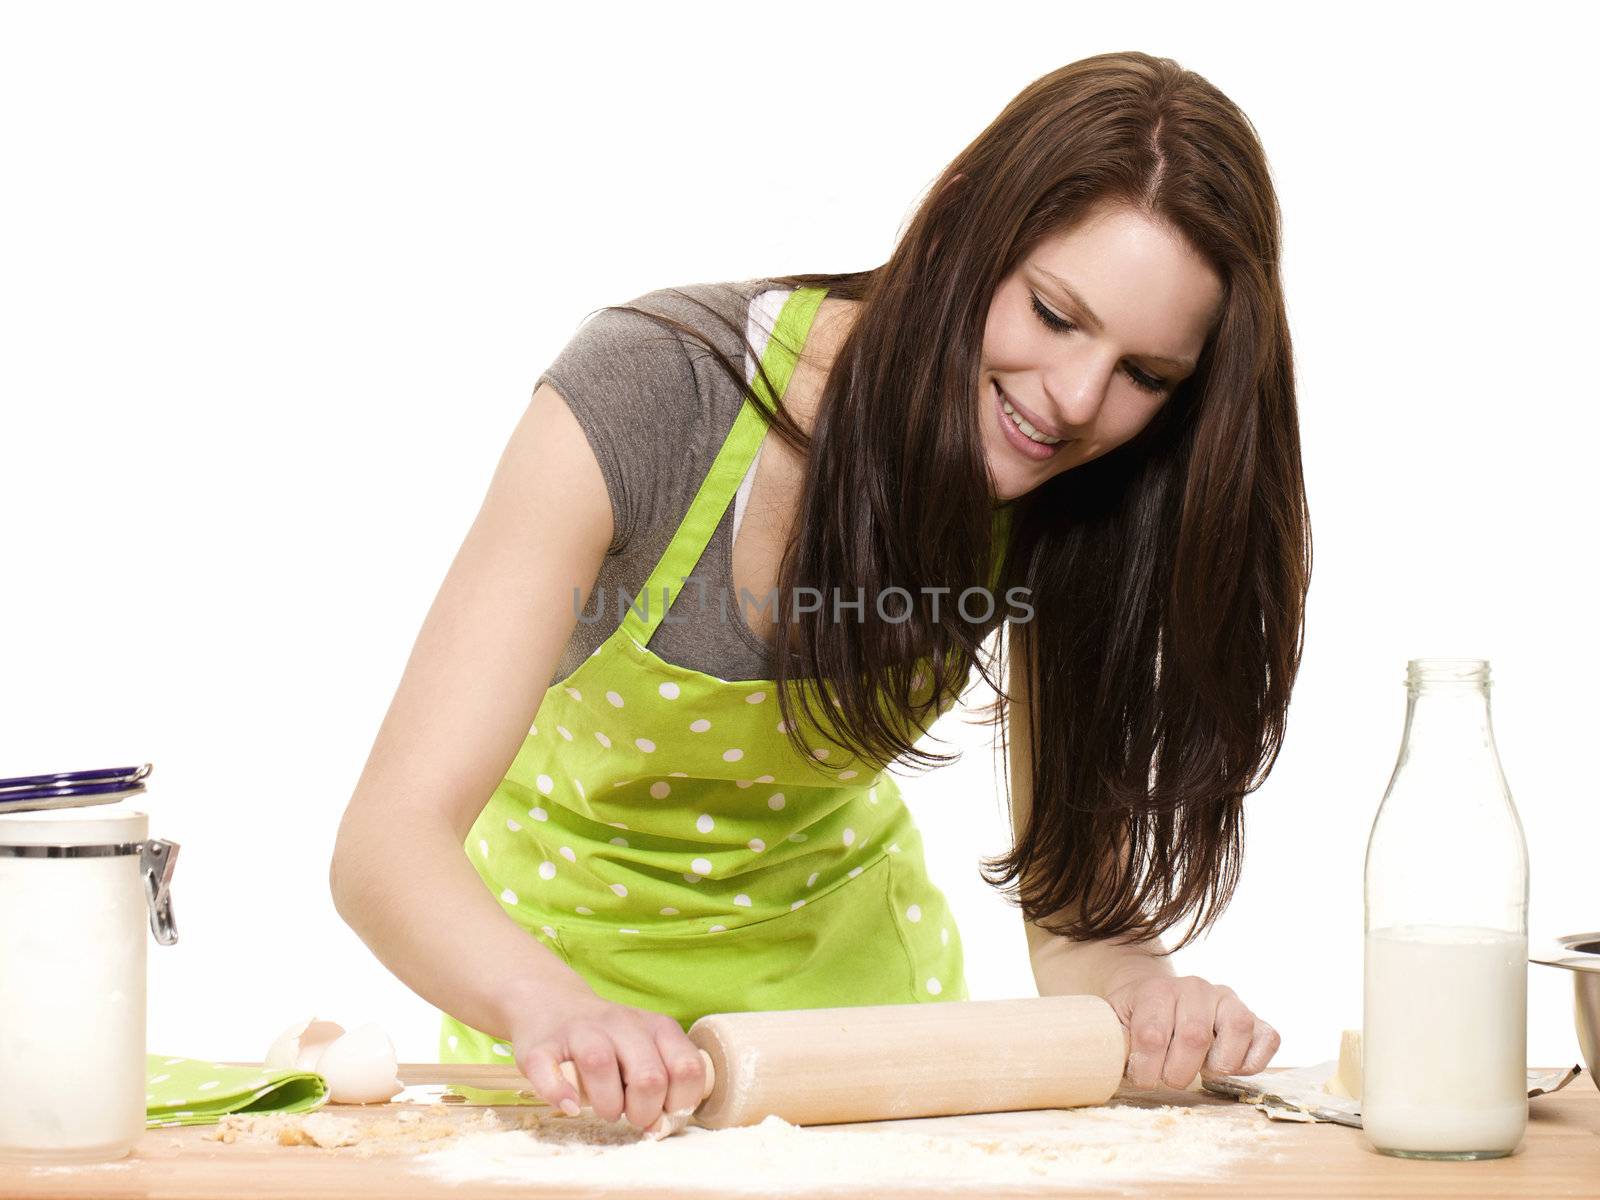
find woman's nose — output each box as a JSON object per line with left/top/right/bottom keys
{"left": 1043, "top": 356, "right": 1115, "bottom": 434}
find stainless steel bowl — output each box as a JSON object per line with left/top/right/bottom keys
{"left": 1531, "top": 933, "right": 1600, "bottom": 1093}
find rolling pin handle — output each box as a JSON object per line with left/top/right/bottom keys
{"left": 696, "top": 1046, "right": 716, "bottom": 1103}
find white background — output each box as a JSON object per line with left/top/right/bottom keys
{"left": 2, "top": 1, "right": 1595, "bottom": 1074}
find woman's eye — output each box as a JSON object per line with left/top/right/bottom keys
{"left": 1031, "top": 292, "right": 1169, "bottom": 395}
{"left": 1030, "top": 292, "right": 1073, "bottom": 332}
{"left": 1125, "top": 367, "right": 1167, "bottom": 394}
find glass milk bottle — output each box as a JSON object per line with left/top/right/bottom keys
{"left": 1362, "top": 659, "right": 1529, "bottom": 1159}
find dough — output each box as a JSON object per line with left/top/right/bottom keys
{"left": 1321, "top": 1029, "right": 1363, "bottom": 1100}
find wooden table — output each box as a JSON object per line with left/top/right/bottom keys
{"left": 1, "top": 1064, "right": 1594, "bottom": 1198}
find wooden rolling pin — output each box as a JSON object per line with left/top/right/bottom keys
{"left": 557, "top": 995, "right": 1127, "bottom": 1133}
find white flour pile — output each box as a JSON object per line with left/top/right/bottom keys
{"left": 409, "top": 1105, "right": 1275, "bottom": 1192}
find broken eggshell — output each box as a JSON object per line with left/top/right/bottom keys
{"left": 315, "top": 1022, "right": 405, "bottom": 1104}
{"left": 263, "top": 1017, "right": 404, "bottom": 1104}
{"left": 264, "top": 1018, "right": 345, "bottom": 1072}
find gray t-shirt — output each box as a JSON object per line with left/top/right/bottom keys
{"left": 538, "top": 278, "right": 789, "bottom": 686}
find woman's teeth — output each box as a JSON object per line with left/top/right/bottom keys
{"left": 1000, "top": 390, "right": 1063, "bottom": 445}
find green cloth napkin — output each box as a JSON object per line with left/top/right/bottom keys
{"left": 146, "top": 1054, "right": 328, "bottom": 1128}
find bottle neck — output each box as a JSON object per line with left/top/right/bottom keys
{"left": 1368, "top": 667, "right": 1527, "bottom": 935}
{"left": 1399, "top": 684, "right": 1499, "bottom": 765}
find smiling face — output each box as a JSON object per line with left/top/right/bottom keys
{"left": 980, "top": 200, "right": 1225, "bottom": 501}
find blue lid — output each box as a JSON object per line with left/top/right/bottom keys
{"left": 0, "top": 763, "right": 152, "bottom": 814}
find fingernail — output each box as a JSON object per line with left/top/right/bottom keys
{"left": 560, "top": 1098, "right": 581, "bottom": 1116}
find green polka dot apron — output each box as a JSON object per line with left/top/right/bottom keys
{"left": 440, "top": 286, "right": 1009, "bottom": 1063}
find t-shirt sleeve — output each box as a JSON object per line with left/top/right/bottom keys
{"left": 536, "top": 300, "right": 706, "bottom": 555}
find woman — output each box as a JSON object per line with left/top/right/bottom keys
{"left": 330, "top": 49, "right": 1310, "bottom": 1133}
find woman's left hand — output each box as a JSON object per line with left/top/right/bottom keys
{"left": 1104, "top": 973, "right": 1280, "bottom": 1089}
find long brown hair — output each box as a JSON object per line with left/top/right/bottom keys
{"left": 595, "top": 50, "right": 1311, "bottom": 952}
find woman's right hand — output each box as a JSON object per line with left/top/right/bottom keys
{"left": 509, "top": 981, "right": 709, "bottom": 1131}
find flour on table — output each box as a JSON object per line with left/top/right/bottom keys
{"left": 410, "top": 1104, "right": 1274, "bottom": 1192}
{"left": 206, "top": 1108, "right": 504, "bottom": 1157}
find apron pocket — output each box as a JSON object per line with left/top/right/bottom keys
{"left": 881, "top": 847, "right": 970, "bottom": 1003}
{"left": 551, "top": 854, "right": 923, "bottom": 1029}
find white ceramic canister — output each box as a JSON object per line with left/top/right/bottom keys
{"left": 0, "top": 782, "right": 179, "bottom": 1163}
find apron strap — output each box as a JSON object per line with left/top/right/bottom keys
{"left": 622, "top": 285, "right": 828, "bottom": 647}
{"left": 987, "top": 502, "right": 1014, "bottom": 594}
